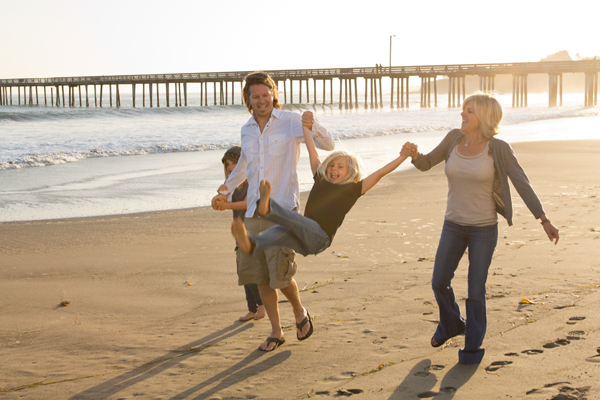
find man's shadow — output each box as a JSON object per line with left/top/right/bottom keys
{"left": 172, "top": 350, "right": 291, "bottom": 400}
{"left": 70, "top": 322, "right": 274, "bottom": 400}
{"left": 389, "top": 359, "right": 478, "bottom": 399}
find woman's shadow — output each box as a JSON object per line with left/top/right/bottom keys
{"left": 389, "top": 359, "right": 478, "bottom": 399}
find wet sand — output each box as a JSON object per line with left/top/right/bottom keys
{"left": 1, "top": 140, "right": 599, "bottom": 399}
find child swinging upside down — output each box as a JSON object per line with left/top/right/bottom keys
{"left": 232, "top": 126, "right": 409, "bottom": 257}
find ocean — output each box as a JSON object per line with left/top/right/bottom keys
{"left": 1, "top": 91, "right": 598, "bottom": 222}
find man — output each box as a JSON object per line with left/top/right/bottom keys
{"left": 213, "top": 71, "right": 334, "bottom": 351}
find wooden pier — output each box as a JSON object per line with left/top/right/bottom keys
{"left": 1, "top": 60, "right": 598, "bottom": 109}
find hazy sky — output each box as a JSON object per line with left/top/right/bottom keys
{"left": 2, "top": 0, "right": 598, "bottom": 79}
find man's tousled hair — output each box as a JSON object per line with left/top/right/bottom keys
{"left": 242, "top": 71, "right": 281, "bottom": 114}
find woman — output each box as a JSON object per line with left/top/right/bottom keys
{"left": 401, "top": 92, "right": 559, "bottom": 364}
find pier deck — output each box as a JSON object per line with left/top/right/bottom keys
{"left": 1, "top": 60, "right": 598, "bottom": 108}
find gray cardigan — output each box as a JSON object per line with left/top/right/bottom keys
{"left": 411, "top": 129, "right": 545, "bottom": 226}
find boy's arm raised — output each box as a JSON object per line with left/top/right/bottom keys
{"left": 302, "top": 125, "right": 321, "bottom": 176}
{"left": 361, "top": 153, "right": 408, "bottom": 195}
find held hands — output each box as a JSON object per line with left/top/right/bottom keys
{"left": 302, "top": 111, "right": 315, "bottom": 130}
{"left": 212, "top": 185, "right": 228, "bottom": 211}
{"left": 213, "top": 196, "right": 227, "bottom": 210}
{"left": 401, "top": 142, "right": 419, "bottom": 160}
{"left": 211, "top": 194, "right": 227, "bottom": 210}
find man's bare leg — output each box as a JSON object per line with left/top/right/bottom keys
{"left": 231, "top": 218, "right": 253, "bottom": 255}
{"left": 257, "top": 283, "right": 284, "bottom": 351}
{"left": 257, "top": 180, "right": 271, "bottom": 217}
{"left": 280, "top": 279, "right": 312, "bottom": 339}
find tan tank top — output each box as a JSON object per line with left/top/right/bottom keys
{"left": 444, "top": 142, "right": 497, "bottom": 226}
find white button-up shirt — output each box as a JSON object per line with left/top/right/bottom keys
{"left": 224, "top": 108, "right": 334, "bottom": 218}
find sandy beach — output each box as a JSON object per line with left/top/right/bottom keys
{"left": 1, "top": 139, "right": 599, "bottom": 399}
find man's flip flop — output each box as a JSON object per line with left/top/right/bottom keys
{"left": 258, "top": 337, "right": 285, "bottom": 352}
{"left": 296, "top": 310, "right": 314, "bottom": 341}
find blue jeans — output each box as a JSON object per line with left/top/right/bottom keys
{"left": 431, "top": 219, "right": 498, "bottom": 364}
{"left": 243, "top": 283, "right": 262, "bottom": 313}
{"left": 251, "top": 199, "right": 331, "bottom": 257}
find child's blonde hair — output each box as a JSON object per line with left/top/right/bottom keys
{"left": 317, "top": 151, "right": 363, "bottom": 184}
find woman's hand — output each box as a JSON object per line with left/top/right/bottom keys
{"left": 543, "top": 221, "right": 560, "bottom": 244}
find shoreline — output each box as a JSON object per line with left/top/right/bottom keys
{"left": 1, "top": 114, "right": 599, "bottom": 223}
{"left": 2, "top": 139, "right": 600, "bottom": 399}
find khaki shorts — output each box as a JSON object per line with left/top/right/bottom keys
{"left": 238, "top": 215, "right": 297, "bottom": 289}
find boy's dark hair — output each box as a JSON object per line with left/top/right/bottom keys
{"left": 222, "top": 146, "right": 241, "bottom": 165}
{"left": 242, "top": 71, "right": 281, "bottom": 114}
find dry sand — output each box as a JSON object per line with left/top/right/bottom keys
{"left": 1, "top": 140, "right": 599, "bottom": 400}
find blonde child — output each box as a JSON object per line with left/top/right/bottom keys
{"left": 231, "top": 128, "right": 408, "bottom": 257}
{"left": 217, "top": 146, "right": 265, "bottom": 322}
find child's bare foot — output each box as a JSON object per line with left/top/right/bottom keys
{"left": 257, "top": 180, "right": 271, "bottom": 217}
{"left": 238, "top": 312, "right": 255, "bottom": 322}
{"left": 253, "top": 305, "right": 266, "bottom": 320}
{"left": 231, "top": 218, "right": 253, "bottom": 254}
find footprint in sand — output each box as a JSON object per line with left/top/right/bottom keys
{"left": 566, "top": 316, "right": 586, "bottom": 325}
{"left": 427, "top": 364, "right": 445, "bottom": 371}
{"left": 336, "top": 388, "right": 363, "bottom": 395}
{"left": 521, "top": 349, "right": 544, "bottom": 355}
{"left": 504, "top": 352, "right": 519, "bottom": 357}
{"left": 525, "top": 382, "right": 572, "bottom": 396}
{"left": 553, "top": 304, "right": 575, "bottom": 310}
{"left": 417, "top": 387, "right": 457, "bottom": 398}
{"left": 529, "top": 384, "right": 591, "bottom": 399}
{"left": 543, "top": 339, "right": 571, "bottom": 349}
{"left": 372, "top": 336, "right": 387, "bottom": 344}
{"left": 586, "top": 354, "right": 600, "bottom": 363}
{"left": 485, "top": 360, "right": 513, "bottom": 372}
{"left": 585, "top": 348, "right": 600, "bottom": 363}
{"left": 567, "top": 330, "right": 585, "bottom": 341}
{"left": 414, "top": 365, "right": 446, "bottom": 378}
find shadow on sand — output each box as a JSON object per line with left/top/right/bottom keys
{"left": 69, "top": 321, "right": 274, "bottom": 399}
{"left": 389, "top": 359, "right": 478, "bottom": 399}
{"left": 172, "top": 350, "right": 291, "bottom": 399}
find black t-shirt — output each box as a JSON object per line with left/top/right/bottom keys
{"left": 232, "top": 182, "right": 248, "bottom": 221}
{"left": 304, "top": 173, "right": 363, "bottom": 241}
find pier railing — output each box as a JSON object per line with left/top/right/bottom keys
{"left": 1, "top": 60, "right": 599, "bottom": 86}
{"left": 1, "top": 60, "right": 598, "bottom": 108}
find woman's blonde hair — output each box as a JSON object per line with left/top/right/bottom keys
{"left": 463, "top": 92, "right": 504, "bottom": 139}
{"left": 317, "top": 151, "right": 363, "bottom": 184}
